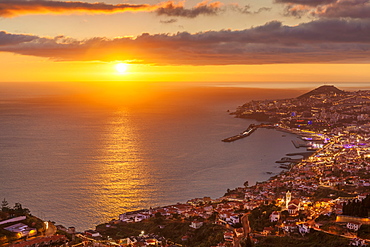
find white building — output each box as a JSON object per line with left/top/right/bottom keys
{"left": 347, "top": 222, "right": 362, "bottom": 232}
{"left": 190, "top": 220, "right": 203, "bottom": 229}
{"left": 297, "top": 223, "right": 310, "bottom": 235}
{"left": 270, "top": 211, "right": 280, "bottom": 222}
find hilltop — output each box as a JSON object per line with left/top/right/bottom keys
{"left": 297, "top": 85, "right": 345, "bottom": 99}
{"left": 232, "top": 85, "right": 370, "bottom": 128}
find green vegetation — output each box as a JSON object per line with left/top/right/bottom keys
{"left": 311, "top": 187, "right": 352, "bottom": 201}
{"left": 223, "top": 188, "right": 245, "bottom": 199}
{"left": 96, "top": 217, "right": 226, "bottom": 247}
{"left": 314, "top": 213, "right": 336, "bottom": 223}
{"left": 249, "top": 203, "right": 280, "bottom": 231}
{"left": 240, "top": 234, "right": 254, "bottom": 247}
{"left": 342, "top": 195, "right": 370, "bottom": 217}
{"left": 320, "top": 222, "right": 345, "bottom": 235}
{"left": 186, "top": 224, "right": 225, "bottom": 247}
{"left": 358, "top": 224, "right": 370, "bottom": 240}
{"left": 255, "top": 231, "right": 350, "bottom": 247}
{"left": 0, "top": 199, "right": 31, "bottom": 219}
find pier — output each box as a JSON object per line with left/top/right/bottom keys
{"left": 222, "top": 124, "right": 259, "bottom": 142}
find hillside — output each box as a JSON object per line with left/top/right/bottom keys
{"left": 297, "top": 85, "right": 345, "bottom": 99}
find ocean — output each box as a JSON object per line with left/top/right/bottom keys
{"left": 0, "top": 82, "right": 306, "bottom": 230}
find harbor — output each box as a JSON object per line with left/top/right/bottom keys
{"left": 222, "top": 123, "right": 322, "bottom": 173}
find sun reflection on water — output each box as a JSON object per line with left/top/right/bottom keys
{"left": 89, "top": 109, "right": 154, "bottom": 222}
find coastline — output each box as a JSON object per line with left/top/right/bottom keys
{"left": 3, "top": 85, "right": 370, "bottom": 246}
{"left": 0, "top": 87, "right": 305, "bottom": 232}
{"left": 111, "top": 123, "right": 317, "bottom": 218}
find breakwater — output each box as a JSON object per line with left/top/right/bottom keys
{"left": 222, "top": 124, "right": 258, "bottom": 142}
{"left": 221, "top": 124, "right": 272, "bottom": 142}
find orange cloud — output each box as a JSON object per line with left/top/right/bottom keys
{"left": 276, "top": 0, "right": 370, "bottom": 19}
{"left": 0, "top": 0, "right": 158, "bottom": 17}
{"left": 313, "top": 0, "right": 370, "bottom": 19}
{"left": 155, "top": 0, "right": 223, "bottom": 17}
{"left": 0, "top": 0, "right": 223, "bottom": 18}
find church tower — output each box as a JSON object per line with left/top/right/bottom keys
{"left": 285, "top": 190, "right": 291, "bottom": 209}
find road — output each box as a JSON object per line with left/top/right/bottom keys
{"left": 241, "top": 213, "right": 251, "bottom": 237}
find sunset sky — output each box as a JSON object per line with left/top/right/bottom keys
{"left": 1, "top": 0, "right": 370, "bottom": 85}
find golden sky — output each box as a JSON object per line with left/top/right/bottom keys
{"left": 1, "top": 0, "right": 370, "bottom": 85}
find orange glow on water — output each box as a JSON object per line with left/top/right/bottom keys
{"left": 86, "top": 110, "right": 155, "bottom": 220}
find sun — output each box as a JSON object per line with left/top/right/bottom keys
{"left": 115, "top": 63, "right": 128, "bottom": 74}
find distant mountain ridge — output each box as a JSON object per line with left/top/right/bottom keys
{"left": 297, "top": 85, "right": 345, "bottom": 99}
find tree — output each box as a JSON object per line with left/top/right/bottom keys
{"left": 13, "top": 203, "right": 30, "bottom": 216}
{"left": 154, "top": 212, "right": 162, "bottom": 218}
{"left": 1, "top": 199, "right": 9, "bottom": 212}
{"left": 280, "top": 210, "right": 289, "bottom": 221}
{"left": 342, "top": 196, "right": 370, "bottom": 218}
{"left": 208, "top": 212, "right": 218, "bottom": 222}
{"left": 14, "top": 203, "right": 22, "bottom": 211}
{"left": 154, "top": 212, "right": 164, "bottom": 224}
{"left": 244, "top": 181, "right": 249, "bottom": 187}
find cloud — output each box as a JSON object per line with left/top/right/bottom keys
{"left": 276, "top": 0, "right": 370, "bottom": 19}
{"left": 1, "top": 19, "right": 370, "bottom": 65}
{"left": 231, "top": 4, "right": 271, "bottom": 14}
{"left": 155, "top": 1, "right": 222, "bottom": 18}
{"left": 275, "top": 0, "right": 337, "bottom": 7}
{"left": 0, "top": 0, "right": 224, "bottom": 18}
{"left": 0, "top": 31, "right": 38, "bottom": 45}
{"left": 280, "top": 4, "right": 312, "bottom": 17}
{"left": 0, "top": 0, "right": 270, "bottom": 19}
{"left": 254, "top": 7, "right": 272, "bottom": 14}
{"left": 160, "top": 18, "right": 178, "bottom": 23}
{"left": 313, "top": 0, "right": 370, "bottom": 19}
{"left": 0, "top": 0, "right": 158, "bottom": 17}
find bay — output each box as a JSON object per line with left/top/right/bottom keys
{"left": 0, "top": 82, "right": 305, "bottom": 230}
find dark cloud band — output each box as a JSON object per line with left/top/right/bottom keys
{"left": 1, "top": 19, "right": 370, "bottom": 65}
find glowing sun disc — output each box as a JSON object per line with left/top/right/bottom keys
{"left": 115, "top": 63, "right": 128, "bottom": 74}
